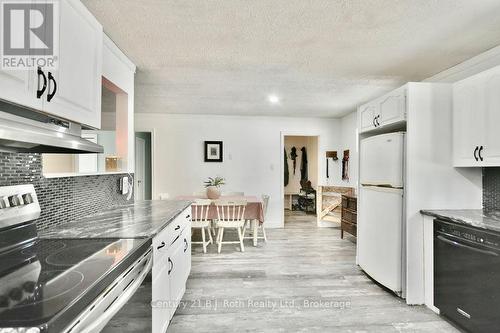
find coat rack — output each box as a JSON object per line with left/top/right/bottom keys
{"left": 325, "top": 151, "right": 338, "bottom": 178}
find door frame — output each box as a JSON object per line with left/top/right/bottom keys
{"left": 135, "top": 136, "right": 146, "bottom": 200}
{"left": 134, "top": 129, "right": 155, "bottom": 200}
{"left": 280, "top": 131, "right": 321, "bottom": 228}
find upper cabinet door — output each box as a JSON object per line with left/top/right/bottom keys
{"left": 483, "top": 71, "right": 500, "bottom": 165}
{"left": 359, "top": 104, "right": 377, "bottom": 132}
{"left": 43, "top": 0, "right": 103, "bottom": 129}
{"left": 0, "top": 69, "right": 40, "bottom": 109}
{"left": 0, "top": 0, "right": 43, "bottom": 111}
{"left": 378, "top": 88, "right": 406, "bottom": 127}
{"left": 453, "top": 80, "right": 485, "bottom": 167}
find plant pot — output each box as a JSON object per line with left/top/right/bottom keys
{"left": 206, "top": 186, "right": 221, "bottom": 200}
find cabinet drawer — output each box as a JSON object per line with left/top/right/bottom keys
{"left": 341, "top": 220, "right": 357, "bottom": 237}
{"left": 153, "top": 207, "right": 191, "bottom": 262}
{"left": 341, "top": 196, "right": 357, "bottom": 212}
{"left": 341, "top": 208, "right": 357, "bottom": 224}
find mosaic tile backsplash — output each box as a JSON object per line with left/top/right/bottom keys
{"left": 0, "top": 152, "right": 133, "bottom": 230}
{"left": 483, "top": 168, "right": 500, "bottom": 211}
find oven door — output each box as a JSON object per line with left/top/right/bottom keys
{"left": 65, "top": 248, "right": 152, "bottom": 333}
{"left": 434, "top": 225, "right": 500, "bottom": 333}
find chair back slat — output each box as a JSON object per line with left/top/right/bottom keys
{"left": 192, "top": 199, "right": 212, "bottom": 222}
{"left": 214, "top": 200, "right": 247, "bottom": 222}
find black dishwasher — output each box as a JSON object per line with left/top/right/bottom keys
{"left": 434, "top": 219, "right": 500, "bottom": 333}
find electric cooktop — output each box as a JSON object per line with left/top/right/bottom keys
{"left": 0, "top": 233, "right": 150, "bottom": 332}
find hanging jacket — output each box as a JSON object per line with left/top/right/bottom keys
{"left": 284, "top": 148, "right": 289, "bottom": 186}
{"left": 290, "top": 146, "right": 297, "bottom": 174}
{"left": 300, "top": 147, "right": 308, "bottom": 181}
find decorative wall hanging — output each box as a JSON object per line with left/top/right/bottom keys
{"left": 290, "top": 146, "right": 298, "bottom": 174}
{"left": 204, "top": 141, "right": 223, "bottom": 162}
{"left": 325, "top": 151, "right": 338, "bottom": 179}
{"left": 342, "top": 149, "right": 350, "bottom": 181}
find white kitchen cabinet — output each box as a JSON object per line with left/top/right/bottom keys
{"left": 0, "top": 0, "right": 102, "bottom": 129}
{"left": 152, "top": 249, "right": 171, "bottom": 333}
{"left": 378, "top": 87, "right": 406, "bottom": 127}
{"left": 181, "top": 226, "right": 192, "bottom": 283}
{"left": 152, "top": 207, "right": 191, "bottom": 333}
{"left": 359, "top": 104, "right": 377, "bottom": 132}
{"left": 483, "top": 73, "right": 500, "bottom": 163}
{"left": 452, "top": 79, "right": 484, "bottom": 166}
{"left": 453, "top": 65, "right": 500, "bottom": 167}
{"left": 42, "top": 0, "right": 103, "bottom": 129}
{"left": 359, "top": 87, "right": 407, "bottom": 134}
{"left": 168, "top": 236, "right": 186, "bottom": 316}
{"left": 0, "top": 70, "right": 41, "bottom": 110}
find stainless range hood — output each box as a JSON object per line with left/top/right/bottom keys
{"left": 0, "top": 106, "right": 103, "bottom": 154}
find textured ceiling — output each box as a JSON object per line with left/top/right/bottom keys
{"left": 82, "top": 0, "right": 500, "bottom": 118}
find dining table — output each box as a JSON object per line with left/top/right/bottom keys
{"left": 175, "top": 195, "right": 265, "bottom": 246}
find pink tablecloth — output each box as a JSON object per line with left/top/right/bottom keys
{"left": 176, "top": 195, "right": 265, "bottom": 223}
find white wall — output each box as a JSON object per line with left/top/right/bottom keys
{"left": 135, "top": 114, "right": 342, "bottom": 228}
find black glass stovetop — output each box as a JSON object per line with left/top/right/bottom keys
{"left": 0, "top": 234, "right": 150, "bottom": 331}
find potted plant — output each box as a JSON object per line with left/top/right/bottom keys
{"left": 204, "top": 176, "right": 225, "bottom": 199}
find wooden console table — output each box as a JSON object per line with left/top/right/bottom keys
{"left": 341, "top": 194, "right": 357, "bottom": 238}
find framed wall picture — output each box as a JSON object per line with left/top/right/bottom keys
{"left": 204, "top": 141, "right": 223, "bottom": 162}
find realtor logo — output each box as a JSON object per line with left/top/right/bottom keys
{"left": 1, "top": 1, "right": 59, "bottom": 69}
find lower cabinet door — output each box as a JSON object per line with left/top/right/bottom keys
{"left": 168, "top": 239, "right": 186, "bottom": 319}
{"left": 152, "top": 255, "right": 171, "bottom": 333}
{"left": 182, "top": 226, "right": 192, "bottom": 282}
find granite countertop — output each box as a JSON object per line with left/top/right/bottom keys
{"left": 40, "top": 200, "right": 192, "bottom": 239}
{"left": 421, "top": 209, "right": 500, "bottom": 233}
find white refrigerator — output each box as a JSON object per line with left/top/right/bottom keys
{"left": 358, "top": 132, "right": 405, "bottom": 296}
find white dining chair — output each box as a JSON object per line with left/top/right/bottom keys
{"left": 243, "top": 194, "right": 268, "bottom": 246}
{"left": 190, "top": 199, "right": 213, "bottom": 253}
{"left": 214, "top": 200, "right": 247, "bottom": 253}
{"left": 222, "top": 192, "right": 244, "bottom": 197}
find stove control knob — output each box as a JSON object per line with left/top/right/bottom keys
{"left": 22, "top": 193, "right": 34, "bottom": 205}
{"left": 8, "top": 195, "right": 21, "bottom": 207}
{"left": 0, "top": 197, "right": 8, "bottom": 209}
{"left": 9, "top": 287, "right": 23, "bottom": 301}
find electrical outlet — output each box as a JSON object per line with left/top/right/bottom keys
{"left": 120, "top": 176, "right": 129, "bottom": 195}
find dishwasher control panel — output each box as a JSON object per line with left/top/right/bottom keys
{"left": 435, "top": 219, "right": 500, "bottom": 250}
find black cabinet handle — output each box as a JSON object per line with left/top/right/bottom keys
{"left": 474, "top": 146, "right": 479, "bottom": 161}
{"left": 373, "top": 117, "right": 377, "bottom": 127}
{"left": 168, "top": 257, "right": 173, "bottom": 275}
{"left": 175, "top": 225, "right": 181, "bottom": 231}
{"left": 171, "top": 234, "right": 180, "bottom": 245}
{"left": 479, "top": 146, "right": 484, "bottom": 162}
{"left": 375, "top": 115, "right": 380, "bottom": 127}
{"left": 47, "top": 72, "right": 57, "bottom": 102}
{"left": 37, "top": 67, "right": 47, "bottom": 98}
{"left": 157, "top": 241, "right": 166, "bottom": 250}
{"left": 184, "top": 238, "right": 188, "bottom": 252}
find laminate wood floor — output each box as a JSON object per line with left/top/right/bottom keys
{"left": 103, "top": 210, "right": 459, "bottom": 333}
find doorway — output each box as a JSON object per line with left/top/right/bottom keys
{"left": 135, "top": 132, "right": 153, "bottom": 200}
{"left": 283, "top": 135, "right": 318, "bottom": 223}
